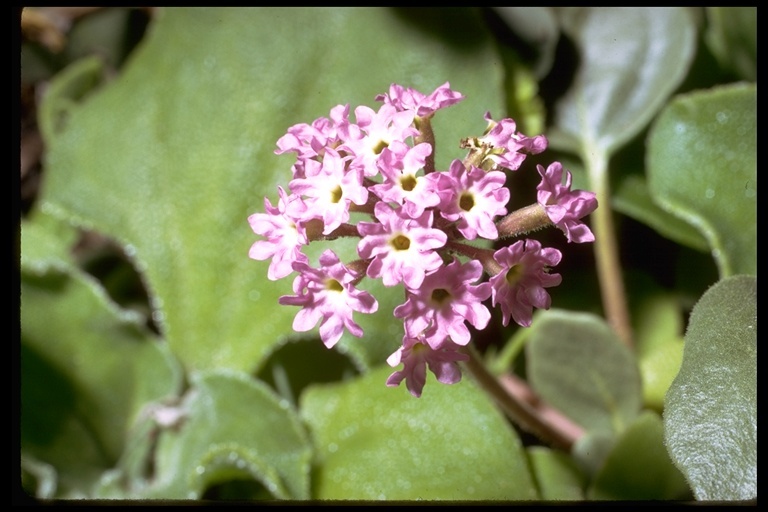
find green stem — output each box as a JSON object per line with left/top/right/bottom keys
{"left": 586, "top": 149, "right": 633, "bottom": 349}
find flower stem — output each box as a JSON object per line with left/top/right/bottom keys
{"left": 462, "top": 344, "right": 584, "bottom": 451}
{"left": 495, "top": 203, "right": 551, "bottom": 240}
{"left": 415, "top": 115, "right": 436, "bottom": 174}
{"left": 585, "top": 150, "right": 633, "bottom": 349}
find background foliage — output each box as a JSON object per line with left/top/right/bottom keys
{"left": 18, "top": 7, "right": 755, "bottom": 502}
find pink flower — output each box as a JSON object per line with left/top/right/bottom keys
{"left": 386, "top": 335, "right": 469, "bottom": 398}
{"left": 279, "top": 249, "right": 378, "bottom": 348}
{"left": 248, "top": 186, "right": 310, "bottom": 280}
{"left": 394, "top": 258, "right": 491, "bottom": 347}
{"left": 369, "top": 141, "right": 441, "bottom": 218}
{"left": 289, "top": 148, "right": 368, "bottom": 235}
{"left": 357, "top": 202, "right": 447, "bottom": 288}
{"left": 489, "top": 239, "right": 562, "bottom": 327}
{"left": 338, "top": 103, "right": 418, "bottom": 177}
{"left": 478, "top": 112, "right": 548, "bottom": 171}
{"left": 375, "top": 81, "right": 465, "bottom": 118}
{"left": 436, "top": 160, "right": 509, "bottom": 240}
{"left": 275, "top": 104, "right": 351, "bottom": 179}
{"left": 536, "top": 162, "right": 598, "bottom": 243}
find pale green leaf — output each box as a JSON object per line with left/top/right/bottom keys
{"left": 588, "top": 410, "right": 690, "bottom": 500}
{"left": 527, "top": 446, "right": 586, "bottom": 501}
{"left": 19, "top": 209, "right": 80, "bottom": 271}
{"left": 548, "top": 7, "right": 696, "bottom": 156}
{"left": 20, "top": 214, "right": 184, "bottom": 498}
{"left": 613, "top": 174, "right": 709, "bottom": 252}
{"left": 147, "top": 370, "right": 312, "bottom": 500}
{"left": 526, "top": 309, "right": 642, "bottom": 436}
{"left": 300, "top": 365, "right": 537, "bottom": 501}
{"left": 664, "top": 275, "right": 756, "bottom": 501}
{"left": 39, "top": 7, "right": 506, "bottom": 374}
{"left": 647, "top": 83, "right": 756, "bottom": 277}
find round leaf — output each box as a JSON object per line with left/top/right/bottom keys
{"left": 647, "top": 83, "right": 757, "bottom": 277}
{"left": 664, "top": 275, "right": 756, "bottom": 501}
{"left": 548, "top": 7, "right": 696, "bottom": 156}
{"left": 300, "top": 365, "right": 537, "bottom": 501}
{"left": 526, "top": 309, "right": 642, "bottom": 436}
{"left": 39, "top": 7, "right": 506, "bottom": 374}
{"left": 148, "top": 370, "right": 312, "bottom": 500}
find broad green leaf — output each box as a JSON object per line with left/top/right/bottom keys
{"left": 39, "top": 7, "right": 506, "bottom": 374}
{"left": 527, "top": 446, "right": 586, "bottom": 501}
{"left": 704, "top": 7, "right": 757, "bottom": 81}
{"left": 147, "top": 370, "right": 312, "bottom": 500}
{"left": 647, "top": 83, "right": 756, "bottom": 277}
{"left": 588, "top": 411, "right": 690, "bottom": 500}
{"left": 613, "top": 174, "right": 709, "bottom": 252}
{"left": 300, "top": 365, "right": 537, "bottom": 501}
{"left": 36, "top": 54, "right": 106, "bottom": 144}
{"left": 20, "top": 214, "right": 184, "bottom": 498}
{"left": 664, "top": 275, "right": 756, "bottom": 501}
{"left": 526, "top": 309, "right": 642, "bottom": 436}
{"left": 548, "top": 7, "right": 696, "bottom": 156}
{"left": 19, "top": 209, "right": 80, "bottom": 271}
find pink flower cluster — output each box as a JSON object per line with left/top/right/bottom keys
{"left": 249, "top": 82, "right": 597, "bottom": 397}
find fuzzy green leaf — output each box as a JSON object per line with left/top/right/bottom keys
{"left": 146, "top": 370, "right": 312, "bottom": 500}
{"left": 20, "top": 214, "right": 184, "bottom": 498}
{"left": 647, "top": 83, "right": 757, "bottom": 277}
{"left": 300, "top": 365, "right": 537, "bottom": 501}
{"left": 39, "top": 7, "right": 506, "bottom": 375}
{"left": 548, "top": 7, "right": 696, "bottom": 156}
{"left": 664, "top": 275, "right": 756, "bottom": 501}
{"left": 613, "top": 174, "right": 709, "bottom": 252}
{"left": 526, "top": 309, "right": 642, "bottom": 436}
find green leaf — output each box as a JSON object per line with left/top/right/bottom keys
{"left": 300, "top": 365, "right": 537, "bottom": 501}
{"left": 20, "top": 214, "right": 184, "bottom": 498}
{"left": 19, "top": 209, "right": 80, "bottom": 271}
{"left": 647, "top": 83, "right": 757, "bottom": 277}
{"left": 527, "top": 446, "right": 586, "bottom": 501}
{"left": 37, "top": 55, "right": 106, "bottom": 143}
{"left": 548, "top": 7, "right": 696, "bottom": 156}
{"left": 147, "top": 370, "right": 312, "bottom": 500}
{"left": 613, "top": 174, "right": 709, "bottom": 252}
{"left": 39, "top": 7, "right": 506, "bottom": 374}
{"left": 704, "top": 7, "right": 757, "bottom": 81}
{"left": 633, "top": 291, "right": 685, "bottom": 412}
{"left": 664, "top": 275, "right": 756, "bottom": 501}
{"left": 588, "top": 411, "right": 691, "bottom": 500}
{"left": 526, "top": 309, "right": 642, "bottom": 436}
